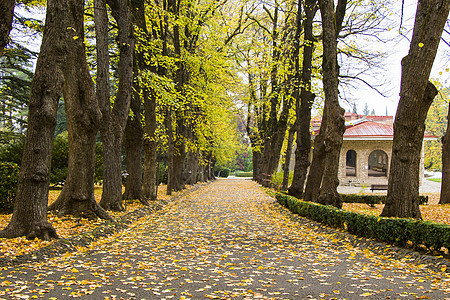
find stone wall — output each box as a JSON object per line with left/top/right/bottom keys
{"left": 339, "top": 140, "right": 392, "bottom": 187}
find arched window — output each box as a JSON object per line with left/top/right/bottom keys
{"left": 368, "top": 150, "right": 388, "bottom": 177}
{"left": 346, "top": 150, "right": 357, "bottom": 176}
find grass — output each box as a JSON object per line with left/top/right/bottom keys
{"left": 427, "top": 178, "right": 442, "bottom": 183}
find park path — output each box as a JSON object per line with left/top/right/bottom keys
{"left": 0, "top": 179, "right": 449, "bottom": 299}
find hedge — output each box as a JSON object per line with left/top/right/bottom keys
{"left": 275, "top": 192, "right": 450, "bottom": 251}
{"left": 341, "top": 194, "right": 428, "bottom": 206}
{"left": 235, "top": 171, "right": 253, "bottom": 177}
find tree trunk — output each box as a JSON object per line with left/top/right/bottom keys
{"left": 316, "top": 0, "right": 347, "bottom": 208}
{"left": 381, "top": 82, "right": 438, "bottom": 217}
{"left": 165, "top": 108, "right": 174, "bottom": 195}
{"left": 282, "top": 125, "right": 295, "bottom": 191}
{"left": 381, "top": 0, "right": 449, "bottom": 218}
{"left": 252, "top": 150, "right": 260, "bottom": 181}
{"left": 0, "top": 0, "right": 65, "bottom": 240}
{"left": 0, "top": 0, "right": 14, "bottom": 55}
{"left": 440, "top": 107, "right": 450, "bottom": 204}
{"left": 99, "top": 0, "right": 134, "bottom": 211}
{"left": 289, "top": 0, "right": 318, "bottom": 198}
{"left": 123, "top": 83, "right": 144, "bottom": 201}
{"left": 303, "top": 132, "right": 326, "bottom": 202}
{"left": 48, "top": 0, "right": 110, "bottom": 220}
{"left": 185, "top": 150, "right": 199, "bottom": 185}
{"left": 142, "top": 90, "right": 158, "bottom": 200}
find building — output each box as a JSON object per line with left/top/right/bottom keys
{"left": 289, "top": 113, "right": 437, "bottom": 187}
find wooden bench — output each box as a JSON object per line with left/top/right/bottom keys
{"left": 370, "top": 184, "right": 388, "bottom": 192}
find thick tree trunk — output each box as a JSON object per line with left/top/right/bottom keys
{"left": 142, "top": 90, "right": 158, "bottom": 200}
{"left": 381, "top": 0, "right": 449, "bottom": 218}
{"left": 48, "top": 0, "right": 110, "bottom": 220}
{"left": 123, "top": 85, "right": 144, "bottom": 201}
{"left": 165, "top": 109, "right": 174, "bottom": 195}
{"left": 382, "top": 82, "right": 438, "bottom": 217}
{"left": 252, "top": 151, "right": 260, "bottom": 181}
{"left": 440, "top": 109, "right": 450, "bottom": 204}
{"left": 289, "top": 0, "right": 317, "bottom": 198}
{"left": 0, "top": 0, "right": 14, "bottom": 55}
{"left": 282, "top": 125, "right": 295, "bottom": 191}
{"left": 185, "top": 150, "right": 199, "bottom": 185}
{"left": 0, "top": 0, "right": 64, "bottom": 240}
{"left": 303, "top": 132, "right": 326, "bottom": 202}
{"left": 316, "top": 0, "right": 347, "bottom": 208}
{"left": 99, "top": 0, "right": 134, "bottom": 211}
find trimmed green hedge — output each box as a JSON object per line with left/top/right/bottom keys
{"left": 341, "top": 194, "right": 428, "bottom": 206}
{"left": 275, "top": 192, "right": 450, "bottom": 251}
{"left": 235, "top": 171, "right": 253, "bottom": 177}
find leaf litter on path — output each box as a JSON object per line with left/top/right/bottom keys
{"left": 0, "top": 179, "right": 449, "bottom": 299}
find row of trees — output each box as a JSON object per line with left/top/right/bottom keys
{"left": 0, "top": 0, "right": 449, "bottom": 240}
{"left": 0, "top": 0, "right": 242, "bottom": 240}
{"left": 242, "top": 0, "right": 449, "bottom": 218}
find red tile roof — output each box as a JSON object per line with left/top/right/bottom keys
{"left": 344, "top": 120, "right": 392, "bottom": 138}
{"left": 343, "top": 120, "right": 437, "bottom": 140}
{"left": 312, "top": 118, "right": 437, "bottom": 140}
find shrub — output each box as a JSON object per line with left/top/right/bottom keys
{"left": 275, "top": 192, "right": 449, "bottom": 252}
{"left": 341, "top": 194, "right": 428, "bottom": 206}
{"left": 0, "top": 162, "right": 20, "bottom": 213}
{"left": 220, "top": 168, "right": 230, "bottom": 178}
{"left": 235, "top": 171, "right": 253, "bottom": 177}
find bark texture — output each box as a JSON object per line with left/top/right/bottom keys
{"left": 381, "top": 0, "right": 449, "bottom": 218}
{"left": 288, "top": 0, "right": 317, "bottom": 198}
{"left": 440, "top": 106, "right": 450, "bottom": 204}
{"left": 316, "top": 0, "right": 347, "bottom": 208}
{"left": 0, "top": 0, "right": 65, "bottom": 240}
{"left": 99, "top": 0, "right": 134, "bottom": 211}
{"left": 142, "top": 90, "right": 158, "bottom": 200}
{"left": 48, "top": 0, "right": 110, "bottom": 220}
{"left": 123, "top": 82, "right": 144, "bottom": 201}
{"left": 0, "top": 0, "right": 14, "bottom": 55}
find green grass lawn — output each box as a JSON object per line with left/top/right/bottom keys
{"left": 427, "top": 178, "right": 442, "bottom": 183}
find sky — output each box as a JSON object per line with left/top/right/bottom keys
{"left": 341, "top": 2, "right": 450, "bottom": 117}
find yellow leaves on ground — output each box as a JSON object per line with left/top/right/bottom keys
{"left": 343, "top": 193, "right": 450, "bottom": 225}
{"left": 0, "top": 184, "right": 188, "bottom": 259}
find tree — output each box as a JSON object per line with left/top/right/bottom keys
{"left": 362, "top": 102, "right": 369, "bottom": 116}
{"left": 48, "top": 0, "right": 110, "bottom": 220}
{"left": 123, "top": 0, "right": 145, "bottom": 202}
{"left": 424, "top": 87, "right": 448, "bottom": 171}
{"left": 98, "top": 0, "right": 134, "bottom": 211}
{"left": 440, "top": 96, "right": 450, "bottom": 204}
{"left": 0, "top": 0, "right": 15, "bottom": 55}
{"left": 302, "top": 0, "right": 347, "bottom": 207}
{"left": 314, "top": 0, "right": 347, "bottom": 208}
{"left": 381, "top": 0, "right": 449, "bottom": 218}
{"left": 0, "top": 0, "right": 66, "bottom": 240}
{"left": 288, "top": 0, "right": 318, "bottom": 198}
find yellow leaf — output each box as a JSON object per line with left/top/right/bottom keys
{"left": 441, "top": 265, "right": 447, "bottom": 272}
{"left": 418, "top": 42, "right": 424, "bottom": 48}
{"left": 71, "top": 267, "right": 79, "bottom": 273}
{"left": 73, "top": 36, "right": 79, "bottom": 40}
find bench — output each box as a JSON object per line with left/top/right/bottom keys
{"left": 370, "top": 184, "right": 388, "bottom": 192}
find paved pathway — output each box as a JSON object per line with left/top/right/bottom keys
{"left": 0, "top": 179, "right": 449, "bottom": 299}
